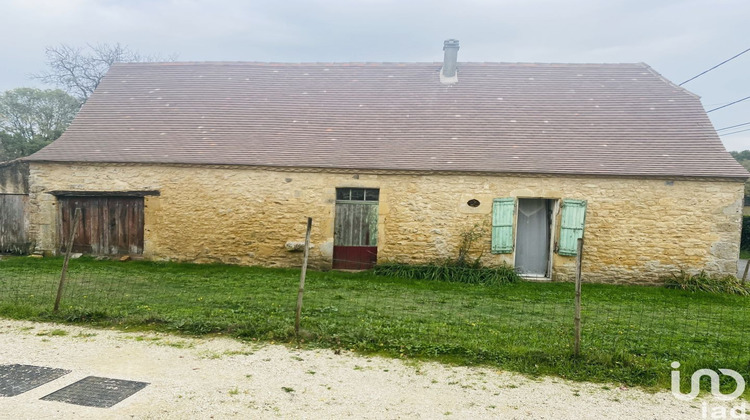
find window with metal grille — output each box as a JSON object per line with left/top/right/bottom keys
{"left": 336, "top": 188, "right": 379, "bottom": 202}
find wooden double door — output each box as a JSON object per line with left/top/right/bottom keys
{"left": 58, "top": 196, "right": 144, "bottom": 255}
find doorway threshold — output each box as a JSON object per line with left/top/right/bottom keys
{"left": 520, "top": 275, "right": 552, "bottom": 282}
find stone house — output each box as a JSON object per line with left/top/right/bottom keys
{"left": 4, "top": 40, "right": 748, "bottom": 282}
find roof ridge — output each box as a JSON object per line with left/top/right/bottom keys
{"left": 639, "top": 62, "right": 702, "bottom": 100}
{"left": 110, "top": 61, "right": 646, "bottom": 67}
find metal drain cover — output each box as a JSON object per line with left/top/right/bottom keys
{"left": 41, "top": 376, "right": 149, "bottom": 408}
{"left": 0, "top": 364, "right": 71, "bottom": 397}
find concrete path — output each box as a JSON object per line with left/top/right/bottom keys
{"left": 740, "top": 259, "right": 749, "bottom": 280}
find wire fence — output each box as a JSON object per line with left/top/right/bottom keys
{"left": 0, "top": 254, "right": 748, "bottom": 385}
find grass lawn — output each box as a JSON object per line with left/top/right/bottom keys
{"left": 0, "top": 256, "right": 748, "bottom": 395}
{"left": 741, "top": 249, "right": 750, "bottom": 260}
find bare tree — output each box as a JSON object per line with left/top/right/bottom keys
{"left": 34, "top": 43, "right": 173, "bottom": 103}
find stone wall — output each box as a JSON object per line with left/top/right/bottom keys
{"left": 27, "top": 163, "right": 745, "bottom": 283}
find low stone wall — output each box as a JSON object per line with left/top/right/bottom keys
{"left": 26, "top": 162, "right": 745, "bottom": 283}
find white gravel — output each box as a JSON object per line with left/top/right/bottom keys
{"left": 0, "top": 319, "right": 731, "bottom": 419}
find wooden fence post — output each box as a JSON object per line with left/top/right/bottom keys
{"left": 295, "top": 217, "right": 313, "bottom": 338}
{"left": 54, "top": 207, "right": 81, "bottom": 312}
{"left": 574, "top": 237, "right": 583, "bottom": 357}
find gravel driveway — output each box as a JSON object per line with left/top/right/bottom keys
{"left": 0, "top": 319, "right": 732, "bottom": 419}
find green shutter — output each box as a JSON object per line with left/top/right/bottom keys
{"left": 558, "top": 199, "right": 587, "bottom": 256}
{"left": 491, "top": 198, "right": 515, "bottom": 254}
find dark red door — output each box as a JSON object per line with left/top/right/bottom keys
{"left": 332, "top": 246, "right": 378, "bottom": 270}
{"left": 333, "top": 188, "right": 379, "bottom": 269}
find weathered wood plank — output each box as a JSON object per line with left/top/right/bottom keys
{"left": 0, "top": 194, "right": 29, "bottom": 253}
{"left": 49, "top": 190, "right": 159, "bottom": 197}
{"left": 333, "top": 202, "right": 378, "bottom": 247}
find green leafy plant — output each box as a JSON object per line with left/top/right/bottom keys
{"left": 454, "top": 222, "right": 487, "bottom": 268}
{"left": 663, "top": 270, "right": 750, "bottom": 296}
{"left": 373, "top": 263, "right": 519, "bottom": 286}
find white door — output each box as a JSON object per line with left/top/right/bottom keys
{"left": 515, "top": 199, "right": 551, "bottom": 276}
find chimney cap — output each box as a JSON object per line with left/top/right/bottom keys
{"left": 444, "top": 39, "right": 460, "bottom": 50}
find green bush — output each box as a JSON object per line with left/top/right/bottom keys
{"left": 663, "top": 270, "right": 749, "bottom": 296}
{"left": 373, "top": 262, "right": 520, "bottom": 286}
{"left": 741, "top": 216, "right": 750, "bottom": 251}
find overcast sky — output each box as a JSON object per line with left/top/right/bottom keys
{"left": 1, "top": 0, "right": 748, "bottom": 151}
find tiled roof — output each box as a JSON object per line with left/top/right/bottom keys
{"left": 28, "top": 61, "right": 749, "bottom": 179}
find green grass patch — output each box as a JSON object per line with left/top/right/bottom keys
{"left": 36, "top": 329, "right": 68, "bottom": 337}
{"left": 0, "top": 256, "right": 748, "bottom": 396}
{"left": 740, "top": 249, "right": 750, "bottom": 260}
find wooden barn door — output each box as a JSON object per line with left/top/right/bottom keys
{"left": 0, "top": 194, "right": 29, "bottom": 253}
{"left": 59, "top": 196, "right": 144, "bottom": 255}
{"left": 333, "top": 188, "right": 379, "bottom": 269}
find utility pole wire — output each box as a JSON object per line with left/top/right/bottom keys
{"left": 679, "top": 47, "right": 750, "bottom": 86}
{"left": 706, "top": 95, "right": 750, "bottom": 113}
{"left": 716, "top": 121, "right": 750, "bottom": 131}
{"left": 718, "top": 127, "right": 750, "bottom": 137}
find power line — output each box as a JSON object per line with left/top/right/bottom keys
{"left": 716, "top": 121, "right": 750, "bottom": 131}
{"left": 706, "top": 95, "right": 750, "bottom": 113}
{"left": 718, "top": 127, "right": 750, "bottom": 137}
{"left": 679, "top": 47, "right": 750, "bottom": 86}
